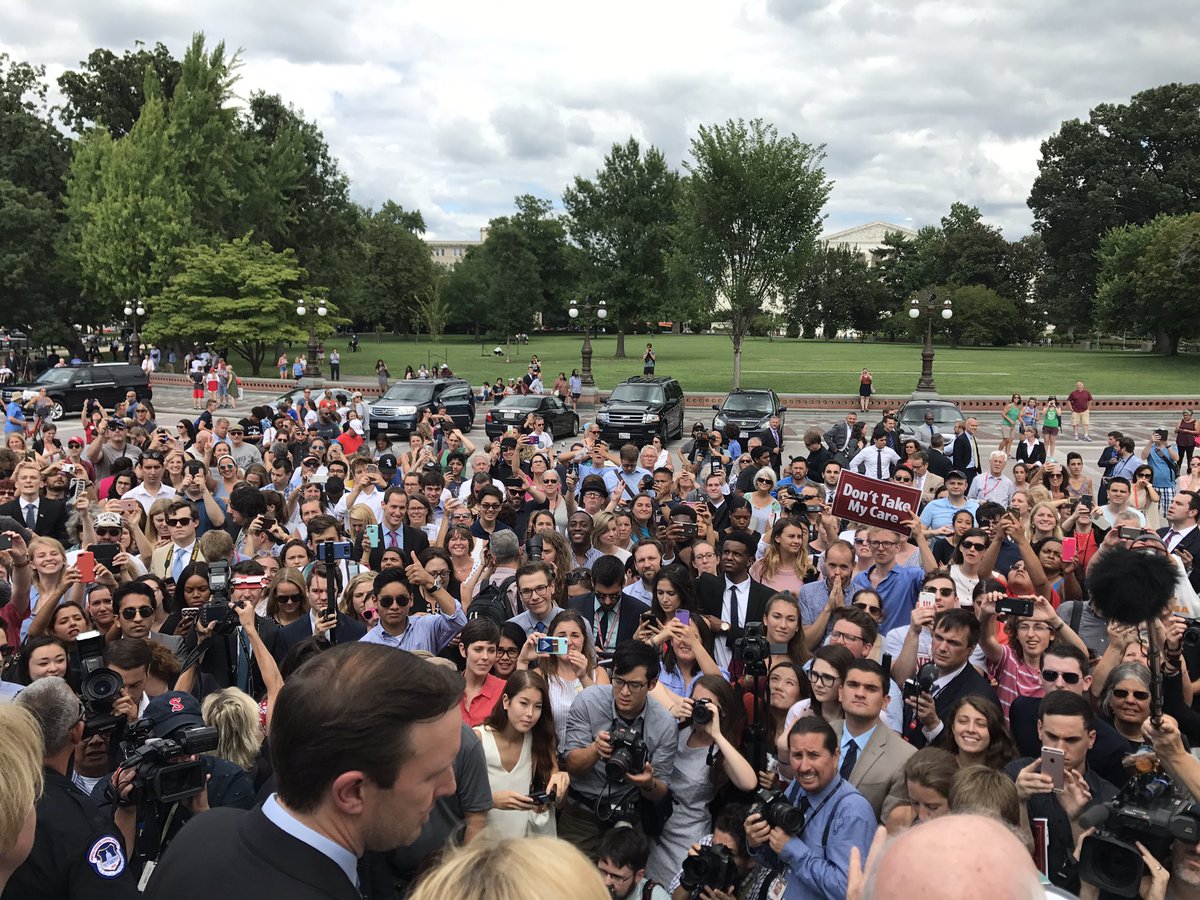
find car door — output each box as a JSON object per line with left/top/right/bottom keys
{"left": 80, "top": 367, "right": 120, "bottom": 410}
{"left": 543, "top": 397, "right": 570, "bottom": 437}
{"left": 439, "top": 384, "right": 474, "bottom": 431}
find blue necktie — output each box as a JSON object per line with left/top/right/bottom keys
{"left": 172, "top": 546, "right": 187, "bottom": 582}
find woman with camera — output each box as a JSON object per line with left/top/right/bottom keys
{"left": 517, "top": 609, "right": 596, "bottom": 746}
{"left": 475, "top": 670, "right": 569, "bottom": 838}
{"left": 646, "top": 675, "right": 756, "bottom": 884}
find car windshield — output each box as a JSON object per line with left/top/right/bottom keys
{"left": 34, "top": 369, "right": 75, "bottom": 386}
{"left": 379, "top": 384, "right": 435, "bottom": 403}
{"left": 901, "top": 404, "right": 961, "bottom": 425}
{"left": 497, "top": 397, "right": 543, "bottom": 409}
{"left": 722, "top": 394, "right": 771, "bottom": 414}
{"left": 609, "top": 385, "right": 664, "bottom": 404}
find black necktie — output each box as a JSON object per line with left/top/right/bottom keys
{"left": 599, "top": 609, "right": 612, "bottom": 648}
{"left": 876, "top": 450, "right": 883, "bottom": 479}
{"left": 840, "top": 740, "right": 859, "bottom": 780}
{"left": 726, "top": 585, "right": 739, "bottom": 649}
{"left": 796, "top": 794, "right": 812, "bottom": 818}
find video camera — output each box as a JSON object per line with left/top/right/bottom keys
{"left": 902, "top": 662, "right": 938, "bottom": 703}
{"left": 77, "top": 631, "right": 125, "bottom": 737}
{"left": 750, "top": 786, "right": 805, "bottom": 835}
{"left": 679, "top": 844, "right": 737, "bottom": 895}
{"left": 1079, "top": 770, "right": 1200, "bottom": 897}
{"left": 605, "top": 721, "right": 648, "bottom": 782}
{"left": 114, "top": 718, "right": 220, "bottom": 805}
{"left": 198, "top": 559, "right": 236, "bottom": 633}
{"left": 734, "top": 622, "right": 771, "bottom": 677}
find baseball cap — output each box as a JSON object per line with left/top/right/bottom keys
{"left": 93, "top": 511, "right": 123, "bottom": 529}
{"left": 500, "top": 436, "right": 518, "bottom": 450}
{"left": 67, "top": 436, "right": 84, "bottom": 447}
{"left": 378, "top": 454, "right": 398, "bottom": 470}
{"left": 946, "top": 469, "right": 968, "bottom": 481}
{"left": 144, "top": 691, "right": 205, "bottom": 738}
{"left": 349, "top": 420, "right": 363, "bottom": 435}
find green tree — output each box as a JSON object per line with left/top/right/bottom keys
{"left": 144, "top": 235, "right": 314, "bottom": 374}
{"left": 674, "top": 118, "right": 831, "bottom": 386}
{"left": 441, "top": 248, "right": 490, "bottom": 337}
{"left": 1096, "top": 213, "right": 1200, "bottom": 355}
{"left": 1028, "top": 83, "right": 1200, "bottom": 334}
{"left": 562, "top": 138, "right": 681, "bottom": 357}
{"left": 480, "top": 227, "right": 542, "bottom": 344}
{"left": 357, "top": 201, "right": 437, "bottom": 331}
{"left": 942, "top": 284, "right": 1019, "bottom": 348}
{"left": 1, "top": 55, "right": 72, "bottom": 199}
{"left": 488, "top": 195, "right": 577, "bottom": 329}
{"left": 56, "top": 41, "right": 181, "bottom": 138}
{"left": 787, "top": 244, "right": 887, "bottom": 338}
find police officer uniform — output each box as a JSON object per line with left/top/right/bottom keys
{"left": 1, "top": 768, "right": 138, "bottom": 899}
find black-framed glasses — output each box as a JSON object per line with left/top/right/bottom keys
{"left": 95, "top": 527, "right": 123, "bottom": 538}
{"left": 809, "top": 671, "right": 839, "bottom": 687}
{"left": 480, "top": 502, "right": 502, "bottom": 511}
{"left": 594, "top": 589, "right": 623, "bottom": 602}
{"left": 120, "top": 605, "right": 155, "bottom": 621}
{"left": 853, "top": 602, "right": 882, "bottom": 616}
{"left": 496, "top": 646, "right": 520, "bottom": 658}
{"left": 518, "top": 584, "right": 551, "bottom": 601}
{"left": 166, "top": 517, "right": 193, "bottom": 527}
{"left": 274, "top": 592, "right": 301, "bottom": 604}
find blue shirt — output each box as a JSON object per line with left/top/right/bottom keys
{"left": 615, "top": 466, "right": 652, "bottom": 496}
{"left": 753, "top": 776, "right": 876, "bottom": 900}
{"left": 4, "top": 400, "right": 25, "bottom": 433}
{"left": 851, "top": 564, "right": 925, "bottom": 634}
{"left": 841, "top": 725, "right": 876, "bottom": 761}
{"left": 920, "top": 496, "right": 980, "bottom": 530}
{"left": 798, "top": 579, "right": 847, "bottom": 646}
{"left": 261, "top": 793, "right": 358, "bottom": 891}
{"left": 359, "top": 604, "right": 467, "bottom": 653}
{"left": 658, "top": 661, "right": 729, "bottom": 698}
{"left": 575, "top": 463, "right": 621, "bottom": 497}
{"left": 1146, "top": 445, "right": 1178, "bottom": 488}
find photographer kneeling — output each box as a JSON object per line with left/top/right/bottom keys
{"left": 562, "top": 640, "right": 678, "bottom": 856}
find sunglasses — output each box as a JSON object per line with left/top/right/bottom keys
{"left": 961, "top": 541, "right": 987, "bottom": 551}
{"left": 274, "top": 592, "right": 302, "bottom": 604}
{"left": 480, "top": 503, "right": 502, "bottom": 511}
{"left": 853, "top": 602, "right": 882, "bottom": 616}
{"left": 755, "top": 478, "right": 772, "bottom": 485}
{"left": 377, "top": 593, "right": 411, "bottom": 609}
{"left": 95, "top": 527, "right": 123, "bottom": 538}
{"left": 1042, "top": 668, "right": 1082, "bottom": 684}
{"left": 1111, "top": 688, "right": 1150, "bottom": 701}
{"left": 120, "top": 605, "right": 155, "bottom": 621}
{"left": 166, "top": 518, "right": 193, "bottom": 527}
{"left": 927, "top": 586, "right": 957, "bottom": 597}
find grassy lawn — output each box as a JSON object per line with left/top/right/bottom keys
{"left": 316, "top": 334, "right": 1200, "bottom": 396}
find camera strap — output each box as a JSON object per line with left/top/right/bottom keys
{"left": 788, "top": 777, "right": 847, "bottom": 842}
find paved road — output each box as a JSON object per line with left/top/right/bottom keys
{"left": 50, "top": 384, "right": 1176, "bottom": 488}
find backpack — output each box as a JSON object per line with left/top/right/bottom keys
{"left": 468, "top": 575, "right": 517, "bottom": 625}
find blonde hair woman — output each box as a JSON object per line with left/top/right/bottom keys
{"left": 589, "top": 510, "right": 630, "bottom": 563}
{"left": 346, "top": 503, "right": 378, "bottom": 547}
{"left": 751, "top": 518, "right": 815, "bottom": 595}
{"left": 264, "top": 568, "right": 308, "bottom": 627}
{"left": 1026, "top": 501, "right": 1064, "bottom": 542}
{"left": 410, "top": 836, "right": 607, "bottom": 900}
{"left": 201, "top": 688, "right": 262, "bottom": 773}
{"left": 0, "top": 703, "right": 43, "bottom": 891}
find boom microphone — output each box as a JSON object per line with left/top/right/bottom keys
{"left": 1086, "top": 546, "right": 1177, "bottom": 626}
{"left": 1076, "top": 804, "right": 1111, "bottom": 831}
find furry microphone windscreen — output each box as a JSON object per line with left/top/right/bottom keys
{"left": 1086, "top": 546, "right": 1177, "bottom": 625}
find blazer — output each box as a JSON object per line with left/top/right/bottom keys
{"left": 951, "top": 432, "right": 983, "bottom": 476}
{"left": 696, "top": 574, "right": 775, "bottom": 644}
{"left": 187, "top": 615, "right": 285, "bottom": 698}
{"left": 757, "top": 426, "right": 785, "bottom": 470}
{"left": 278, "top": 610, "right": 366, "bottom": 652}
{"left": 831, "top": 718, "right": 916, "bottom": 821}
{"left": 915, "top": 472, "right": 944, "bottom": 504}
{"left": 926, "top": 450, "right": 953, "bottom": 479}
{"left": 568, "top": 592, "right": 650, "bottom": 652}
{"left": 823, "top": 421, "right": 856, "bottom": 455}
{"left": 1160, "top": 526, "right": 1200, "bottom": 592}
{"left": 1014, "top": 440, "right": 1047, "bottom": 467}
{"left": 145, "top": 805, "right": 361, "bottom": 900}
{"left": 359, "top": 526, "right": 430, "bottom": 572}
{"left": 0, "top": 497, "right": 69, "bottom": 546}
{"left": 149, "top": 541, "right": 207, "bottom": 580}
{"left": 903, "top": 664, "right": 999, "bottom": 749}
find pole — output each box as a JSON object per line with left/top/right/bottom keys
{"left": 915, "top": 312, "right": 937, "bottom": 393}
{"left": 580, "top": 322, "right": 595, "bottom": 388}
{"left": 306, "top": 314, "right": 322, "bottom": 379}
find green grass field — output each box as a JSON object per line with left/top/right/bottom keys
{"left": 318, "top": 334, "right": 1200, "bottom": 396}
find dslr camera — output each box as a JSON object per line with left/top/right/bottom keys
{"left": 902, "top": 662, "right": 938, "bottom": 703}
{"left": 113, "top": 718, "right": 220, "bottom": 805}
{"left": 734, "top": 622, "right": 771, "bottom": 676}
{"left": 1176, "top": 616, "right": 1200, "bottom": 648}
{"left": 605, "top": 721, "right": 649, "bottom": 782}
{"left": 198, "top": 559, "right": 236, "bottom": 633}
{"left": 77, "top": 631, "right": 126, "bottom": 736}
{"left": 679, "top": 843, "right": 737, "bottom": 895}
{"left": 750, "top": 787, "right": 805, "bottom": 835}
{"left": 684, "top": 697, "right": 714, "bottom": 729}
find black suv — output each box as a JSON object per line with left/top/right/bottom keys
{"left": 15, "top": 363, "right": 152, "bottom": 421}
{"left": 367, "top": 378, "right": 475, "bottom": 439}
{"left": 596, "top": 376, "right": 685, "bottom": 445}
{"left": 712, "top": 388, "right": 784, "bottom": 440}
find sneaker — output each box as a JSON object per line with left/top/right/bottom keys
{"left": 1083, "top": 435, "right": 1093, "bottom": 442}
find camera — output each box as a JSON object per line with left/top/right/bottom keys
{"left": 198, "top": 560, "right": 237, "bottom": 633}
{"left": 679, "top": 844, "right": 737, "bottom": 894}
{"left": 734, "top": 622, "right": 771, "bottom": 676}
{"left": 114, "top": 718, "right": 220, "bottom": 804}
{"left": 605, "top": 721, "right": 649, "bottom": 782}
{"left": 1079, "top": 770, "right": 1200, "bottom": 897}
{"left": 525, "top": 533, "right": 544, "bottom": 561}
{"left": 1180, "top": 616, "right": 1200, "bottom": 648}
{"left": 902, "top": 662, "right": 938, "bottom": 703}
{"left": 78, "top": 631, "right": 125, "bottom": 736}
{"left": 750, "top": 787, "right": 805, "bottom": 835}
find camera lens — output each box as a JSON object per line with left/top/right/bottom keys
{"left": 691, "top": 701, "right": 714, "bottom": 726}
{"left": 82, "top": 669, "right": 124, "bottom": 706}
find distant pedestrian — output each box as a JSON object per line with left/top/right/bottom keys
{"left": 1067, "top": 380, "right": 1094, "bottom": 442}
{"left": 1000, "top": 393, "right": 1021, "bottom": 456}
{"left": 859, "top": 367, "right": 873, "bottom": 412}
{"left": 277, "top": 353, "right": 288, "bottom": 379}
{"left": 569, "top": 369, "right": 581, "bottom": 408}
{"left": 642, "top": 343, "right": 655, "bottom": 375}
{"left": 329, "top": 348, "right": 341, "bottom": 381}
{"left": 1176, "top": 409, "right": 1198, "bottom": 469}
{"left": 1041, "top": 396, "right": 1062, "bottom": 461}
{"left": 376, "top": 359, "right": 390, "bottom": 389}
{"left": 293, "top": 357, "right": 304, "bottom": 381}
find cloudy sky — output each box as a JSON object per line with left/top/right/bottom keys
{"left": 3, "top": 0, "right": 1196, "bottom": 241}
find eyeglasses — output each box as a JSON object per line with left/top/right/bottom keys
{"left": 1016, "top": 622, "right": 1052, "bottom": 633}
{"left": 853, "top": 602, "right": 882, "bottom": 616}
{"left": 518, "top": 583, "right": 551, "bottom": 601}
{"left": 496, "top": 646, "right": 520, "bottom": 658}
{"left": 595, "top": 589, "right": 623, "bottom": 602}
{"left": 755, "top": 478, "right": 772, "bottom": 485}
{"left": 1042, "top": 668, "right": 1082, "bottom": 685}
{"left": 95, "top": 527, "right": 123, "bottom": 538}
{"left": 377, "top": 593, "right": 411, "bottom": 608}
{"left": 830, "top": 630, "right": 865, "bottom": 645}
{"left": 612, "top": 676, "right": 648, "bottom": 693}
{"left": 1111, "top": 688, "right": 1150, "bottom": 701}
{"left": 166, "top": 518, "right": 193, "bottom": 527}
{"left": 868, "top": 540, "right": 899, "bottom": 549}
{"left": 542, "top": 478, "right": 559, "bottom": 485}
{"left": 810, "top": 671, "right": 840, "bottom": 687}
{"left": 693, "top": 552, "right": 716, "bottom": 561}
{"left": 925, "top": 586, "right": 956, "bottom": 598}
{"left": 961, "top": 541, "right": 987, "bottom": 552}
{"left": 120, "top": 605, "right": 155, "bottom": 621}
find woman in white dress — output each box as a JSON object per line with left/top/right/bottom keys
{"left": 516, "top": 609, "right": 596, "bottom": 748}
{"left": 475, "top": 671, "right": 570, "bottom": 838}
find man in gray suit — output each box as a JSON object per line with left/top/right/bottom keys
{"left": 833, "top": 658, "right": 915, "bottom": 821}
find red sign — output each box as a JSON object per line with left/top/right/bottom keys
{"left": 829, "top": 470, "right": 922, "bottom": 536}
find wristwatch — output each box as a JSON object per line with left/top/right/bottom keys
{"left": 432, "top": 575, "right": 444, "bottom": 592}
{"left": 720, "top": 621, "right": 730, "bottom": 634}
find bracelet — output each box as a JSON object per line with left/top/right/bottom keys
{"left": 1052, "top": 620, "right": 1065, "bottom": 631}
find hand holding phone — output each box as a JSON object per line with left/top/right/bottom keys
{"left": 1040, "top": 746, "right": 1065, "bottom": 792}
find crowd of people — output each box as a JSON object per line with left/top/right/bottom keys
{"left": 2, "top": 370, "right": 1200, "bottom": 900}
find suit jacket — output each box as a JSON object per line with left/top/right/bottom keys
{"left": 278, "top": 610, "right": 366, "bottom": 652}
{"left": 696, "top": 573, "right": 775, "bottom": 644}
{"left": 360, "top": 526, "right": 430, "bottom": 572}
{"left": 832, "top": 718, "right": 916, "bottom": 821}
{"left": 758, "top": 427, "right": 785, "bottom": 472}
{"left": 149, "top": 541, "right": 207, "bottom": 580}
{"left": 926, "top": 450, "right": 953, "bottom": 479}
{"left": 823, "top": 421, "right": 856, "bottom": 457}
{"left": 568, "top": 592, "right": 650, "bottom": 653}
{"left": 903, "top": 664, "right": 999, "bottom": 749}
{"left": 1008, "top": 695, "right": 1128, "bottom": 788}
{"left": 915, "top": 472, "right": 944, "bottom": 504}
{"left": 1160, "top": 526, "right": 1200, "bottom": 592}
{"left": 188, "top": 615, "right": 284, "bottom": 698}
{"left": 951, "top": 432, "right": 982, "bottom": 478}
{"left": 0, "top": 496, "right": 69, "bottom": 546}
{"left": 145, "top": 805, "right": 360, "bottom": 900}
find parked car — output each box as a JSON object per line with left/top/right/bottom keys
{"left": 896, "top": 398, "right": 965, "bottom": 446}
{"left": 712, "top": 388, "right": 784, "bottom": 440}
{"left": 13, "top": 363, "right": 152, "bottom": 421}
{"left": 367, "top": 378, "right": 474, "bottom": 439}
{"left": 595, "top": 376, "right": 685, "bottom": 445}
{"left": 484, "top": 395, "right": 579, "bottom": 441}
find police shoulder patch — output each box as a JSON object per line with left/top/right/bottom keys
{"left": 87, "top": 835, "right": 126, "bottom": 878}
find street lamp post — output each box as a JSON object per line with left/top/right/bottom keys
{"left": 567, "top": 296, "right": 607, "bottom": 387}
{"left": 123, "top": 300, "right": 146, "bottom": 366}
{"left": 908, "top": 289, "right": 953, "bottom": 394}
{"left": 296, "top": 297, "right": 328, "bottom": 380}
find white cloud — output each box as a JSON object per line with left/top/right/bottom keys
{"left": 2, "top": 0, "right": 1196, "bottom": 239}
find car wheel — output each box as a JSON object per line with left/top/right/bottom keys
{"left": 568, "top": 415, "right": 579, "bottom": 438}
{"left": 50, "top": 401, "right": 64, "bottom": 421}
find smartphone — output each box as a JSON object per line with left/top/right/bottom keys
{"left": 180, "top": 607, "right": 199, "bottom": 622}
{"left": 527, "top": 789, "right": 556, "bottom": 806}
{"left": 917, "top": 591, "right": 936, "bottom": 609}
{"left": 1041, "top": 746, "right": 1066, "bottom": 792}
{"left": 675, "top": 610, "right": 691, "bottom": 627}
{"left": 316, "top": 541, "right": 354, "bottom": 562}
{"left": 0, "top": 534, "right": 10, "bottom": 552}
{"left": 365, "top": 524, "right": 381, "bottom": 549}
{"left": 1118, "top": 526, "right": 1145, "bottom": 541}
{"left": 310, "top": 473, "right": 329, "bottom": 486}
{"left": 996, "top": 597, "right": 1035, "bottom": 618}
{"left": 639, "top": 611, "right": 657, "bottom": 625}
{"left": 1081, "top": 494, "right": 1094, "bottom": 509}
{"left": 261, "top": 516, "right": 276, "bottom": 530}
{"left": 88, "top": 543, "right": 119, "bottom": 571}
{"left": 75, "top": 551, "right": 96, "bottom": 583}
{"left": 1061, "top": 536, "right": 1077, "bottom": 562}
{"left": 536, "top": 636, "right": 569, "bottom": 655}
{"left": 69, "top": 478, "right": 87, "bottom": 502}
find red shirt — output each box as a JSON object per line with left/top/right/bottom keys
{"left": 460, "top": 674, "right": 506, "bottom": 727}
{"left": 1067, "top": 389, "right": 1093, "bottom": 412}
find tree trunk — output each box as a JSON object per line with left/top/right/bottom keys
{"left": 614, "top": 327, "right": 626, "bottom": 359}
{"left": 1155, "top": 327, "right": 1176, "bottom": 355}
{"left": 731, "top": 332, "right": 743, "bottom": 388}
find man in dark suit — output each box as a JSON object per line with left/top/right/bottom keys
{"left": 697, "top": 529, "right": 775, "bottom": 672}
{"left": 902, "top": 608, "right": 998, "bottom": 749}
{"left": 1, "top": 460, "right": 69, "bottom": 546}
{"left": 277, "top": 563, "right": 366, "bottom": 652}
{"left": 569, "top": 554, "right": 649, "bottom": 659}
{"left": 926, "top": 434, "right": 953, "bottom": 479}
{"left": 359, "top": 487, "right": 429, "bottom": 570}
{"left": 758, "top": 414, "right": 785, "bottom": 475}
{"left": 823, "top": 412, "right": 859, "bottom": 465}
{"left": 1161, "top": 489, "right": 1200, "bottom": 592}
{"left": 951, "top": 417, "right": 983, "bottom": 485}
{"left": 146, "top": 644, "right": 465, "bottom": 900}
{"left": 190, "top": 560, "right": 284, "bottom": 697}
